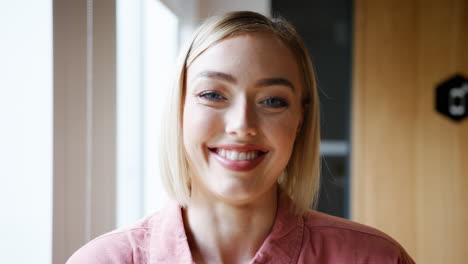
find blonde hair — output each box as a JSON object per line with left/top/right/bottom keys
{"left": 159, "top": 11, "right": 321, "bottom": 215}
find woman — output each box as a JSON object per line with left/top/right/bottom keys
{"left": 68, "top": 11, "right": 415, "bottom": 264}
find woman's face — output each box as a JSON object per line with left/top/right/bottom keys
{"left": 183, "top": 32, "right": 304, "bottom": 204}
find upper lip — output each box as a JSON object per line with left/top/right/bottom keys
{"left": 208, "top": 144, "right": 269, "bottom": 153}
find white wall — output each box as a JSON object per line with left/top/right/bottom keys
{"left": 0, "top": 1, "right": 53, "bottom": 263}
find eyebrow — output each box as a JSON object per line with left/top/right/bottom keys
{"left": 196, "top": 71, "right": 236, "bottom": 84}
{"left": 256, "top": 77, "right": 295, "bottom": 91}
{"left": 196, "top": 70, "right": 295, "bottom": 91}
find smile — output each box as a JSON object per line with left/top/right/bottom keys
{"left": 208, "top": 145, "right": 268, "bottom": 172}
{"left": 216, "top": 149, "right": 261, "bottom": 161}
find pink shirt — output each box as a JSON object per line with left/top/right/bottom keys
{"left": 67, "top": 196, "right": 415, "bottom": 263}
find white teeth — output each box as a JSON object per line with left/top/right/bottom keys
{"left": 216, "top": 149, "right": 260, "bottom": 161}
{"left": 239, "top": 152, "right": 246, "bottom": 160}
{"left": 230, "top": 151, "right": 239, "bottom": 160}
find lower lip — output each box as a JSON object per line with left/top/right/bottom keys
{"left": 211, "top": 150, "right": 267, "bottom": 172}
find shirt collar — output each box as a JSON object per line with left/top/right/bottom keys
{"left": 251, "top": 192, "right": 304, "bottom": 263}
{"left": 149, "top": 194, "right": 304, "bottom": 264}
{"left": 149, "top": 200, "right": 195, "bottom": 264}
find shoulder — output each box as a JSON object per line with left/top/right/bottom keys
{"left": 66, "top": 211, "right": 162, "bottom": 264}
{"left": 300, "top": 210, "right": 415, "bottom": 263}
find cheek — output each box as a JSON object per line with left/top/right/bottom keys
{"left": 182, "top": 101, "right": 222, "bottom": 159}
{"left": 262, "top": 112, "right": 301, "bottom": 145}
{"left": 260, "top": 111, "right": 301, "bottom": 169}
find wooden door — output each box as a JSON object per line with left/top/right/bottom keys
{"left": 351, "top": 0, "right": 468, "bottom": 263}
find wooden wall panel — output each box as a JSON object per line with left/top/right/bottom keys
{"left": 352, "top": 0, "right": 468, "bottom": 263}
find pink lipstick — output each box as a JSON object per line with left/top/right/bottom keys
{"left": 208, "top": 144, "right": 268, "bottom": 172}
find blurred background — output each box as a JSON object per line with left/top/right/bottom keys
{"left": 1, "top": 0, "right": 467, "bottom": 263}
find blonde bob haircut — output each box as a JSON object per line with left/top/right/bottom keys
{"left": 159, "top": 11, "right": 321, "bottom": 215}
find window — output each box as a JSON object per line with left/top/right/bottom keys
{"left": 0, "top": 1, "right": 53, "bottom": 263}
{"left": 117, "top": 0, "right": 178, "bottom": 227}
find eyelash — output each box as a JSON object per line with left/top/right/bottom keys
{"left": 260, "top": 97, "right": 289, "bottom": 108}
{"left": 198, "top": 91, "right": 226, "bottom": 101}
{"left": 198, "top": 92, "right": 289, "bottom": 109}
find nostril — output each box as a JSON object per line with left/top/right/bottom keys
{"left": 247, "top": 130, "right": 257, "bottom": 136}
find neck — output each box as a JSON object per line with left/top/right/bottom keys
{"left": 183, "top": 186, "right": 278, "bottom": 264}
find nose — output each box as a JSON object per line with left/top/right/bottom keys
{"left": 225, "top": 99, "right": 258, "bottom": 138}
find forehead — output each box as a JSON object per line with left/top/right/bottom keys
{"left": 187, "top": 32, "right": 302, "bottom": 91}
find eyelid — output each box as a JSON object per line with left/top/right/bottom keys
{"left": 197, "top": 90, "right": 227, "bottom": 101}
{"left": 260, "top": 96, "right": 289, "bottom": 108}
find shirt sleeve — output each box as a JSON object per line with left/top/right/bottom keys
{"left": 66, "top": 229, "right": 149, "bottom": 264}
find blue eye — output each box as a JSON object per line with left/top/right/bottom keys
{"left": 199, "top": 91, "right": 225, "bottom": 101}
{"left": 261, "top": 97, "right": 289, "bottom": 108}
